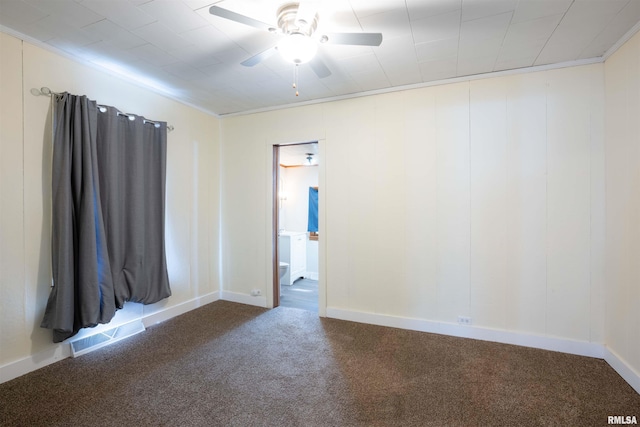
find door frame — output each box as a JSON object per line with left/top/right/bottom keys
{"left": 272, "top": 145, "right": 281, "bottom": 307}
{"left": 268, "top": 140, "right": 326, "bottom": 315}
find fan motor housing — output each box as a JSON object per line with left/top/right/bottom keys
{"left": 277, "top": 2, "right": 318, "bottom": 36}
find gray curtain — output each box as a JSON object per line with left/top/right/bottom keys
{"left": 41, "top": 93, "right": 171, "bottom": 343}
{"left": 96, "top": 107, "right": 171, "bottom": 308}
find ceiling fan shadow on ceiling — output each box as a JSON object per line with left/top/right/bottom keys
{"left": 209, "top": 1, "right": 383, "bottom": 94}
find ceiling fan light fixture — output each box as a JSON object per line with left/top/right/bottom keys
{"left": 277, "top": 33, "right": 317, "bottom": 64}
{"left": 306, "top": 153, "right": 315, "bottom": 165}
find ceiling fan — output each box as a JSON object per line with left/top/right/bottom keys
{"left": 209, "top": 2, "right": 383, "bottom": 79}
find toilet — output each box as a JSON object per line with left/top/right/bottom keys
{"left": 279, "top": 262, "right": 289, "bottom": 285}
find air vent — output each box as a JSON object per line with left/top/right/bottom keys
{"left": 69, "top": 320, "right": 145, "bottom": 358}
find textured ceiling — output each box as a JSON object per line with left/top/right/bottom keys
{"left": 1, "top": 0, "right": 640, "bottom": 116}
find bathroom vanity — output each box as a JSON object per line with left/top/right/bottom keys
{"left": 279, "top": 231, "right": 307, "bottom": 285}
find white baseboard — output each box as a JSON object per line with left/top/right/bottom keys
{"left": 326, "top": 307, "right": 604, "bottom": 359}
{"left": 220, "top": 290, "right": 267, "bottom": 308}
{"left": 0, "top": 291, "right": 220, "bottom": 384}
{"left": 0, "top": 343, "right": 71, "bottom": 384}
{"left": 604, "top": 347, "right": 640, "bottom": 395}
{"left": 142, "top": 291, "right": 219, "bottom": 328}
{"left": 304, "top": 272, "right": 319, "bottom": 280}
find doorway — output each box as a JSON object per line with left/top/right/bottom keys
{"left": 273, "top": 142, "right": 319, "bottom": 312}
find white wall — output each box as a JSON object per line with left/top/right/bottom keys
{"left": 0, "top": 32, "right": 220, "bottom": 382}
{"left": 221, "top": 64, "right": 606, "bottom": 351}
{"left": 604, "top": 31, "right": 640, "bottom": 390}
{"left": 281, "top": 165, "right": 318, "bottom": 233}
{"left": 329, "top": 68, "right": 605, "bottom": 341}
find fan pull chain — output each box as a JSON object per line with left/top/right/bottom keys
{"left": 293, "top": 64, "right": 299, "bottom": 97}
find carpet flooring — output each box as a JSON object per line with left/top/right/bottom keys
{"left": 1, "top": 300, "right": 638, "bottom": 426}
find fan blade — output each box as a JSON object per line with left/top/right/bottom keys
{"left": 309, "top": 56, "right": 331, "bottom": 79}
{"left": 321, "top": 32, "right": 383, "bottom": 46}
{"left": 209, "top": 6, "right": 275, "bottom": 32}
{"left": 241, "top": 46, "right": 278, "bottom": 67}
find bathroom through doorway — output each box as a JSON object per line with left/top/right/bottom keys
{"left": 273, "top": 142, "right": 319, "bottom": 312}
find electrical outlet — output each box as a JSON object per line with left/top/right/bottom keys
{"left": 457, "top": 316, "right": 472, "bottom": 325}
{"left": 251, "top": 289, "right": 262, "bottom": 296}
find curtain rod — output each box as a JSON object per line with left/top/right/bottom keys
{"left": 30, "top": 87, "right": 175, "bottom": 132}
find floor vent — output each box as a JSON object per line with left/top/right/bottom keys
{"left": 70, "top": 320, "right": 145, "bottom": 358}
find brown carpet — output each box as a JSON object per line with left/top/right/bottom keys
{"left": 1, "top": 300, "right": 638, "bottom": 426}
